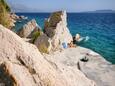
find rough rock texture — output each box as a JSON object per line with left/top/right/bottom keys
{"left": 78, "top": 48, "right": 115, "bottom": 86}
{"left": 44, "top": 47, "right": 115, "bottom": 86}
{"left": 18, "top": 19, "right": 39, "bottom": 38}
{"left": 0, "top": 25, "right": 96, "bottom": 86}
{"left": 0, "top": 25, "right": 67, "bottom": 86}
{"left": 44, "top": 11, "right": 73, "bottom": 51}
{"left": 44, "top": 49, "right": 96, "bottom": 86}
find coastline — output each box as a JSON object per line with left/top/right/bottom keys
{"left": 13, "top": 11, "right": 115, "bottom": 86}
{"left": 0, "top": 24, "right": 96, "bottom": 86}
{"left": 1, "top": 0, "right": 115, "bottom": 85}
{"left": 14, "top": 13, "right": 115, "bottom": 63}
{"left": 0, "top": 10, "right": 115, "bottom": 86}
{"left": 15, "top": 11, "right": 115, "bottom": 86}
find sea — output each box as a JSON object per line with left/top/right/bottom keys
{"left": 15, "top": 13, "right": 115, "bottom": 64}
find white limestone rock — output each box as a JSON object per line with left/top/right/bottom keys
{"left": 18, "top": 19, "right": 39, "bottom": 38}
{"left": 44, "top": 47, "right": 115, "bottom": 86}
{"left": 0, "top": 25, "right": 67, "bottom": 86}
{"left": 44, "top": 11, "right": 73, "bottom": 51}
{"left": 43, "top": 48, "right": 96, "bottom": 86}
{"left": 0, "top": 24, "right": 96, "bottom": 86}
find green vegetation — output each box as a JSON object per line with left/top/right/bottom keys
{"left": 32, "top": 31, "right": 41, "bottom": 43}
{"left": 0, "top": 0, "right": 11, "bottom": 28}
{"left": 44, "top": 12, "right": 62, "bottom": 28}
{"left": 49, "top": 12, "right": 62, "bottom": 27}
{"left": 0, "top": 0, "right": 11, "bottom": 12}
{"left": 44, "top": 12, "right": 62, "bottom": 38}
{"left": 38, "top": 43, "right": 48, "bottom": 54}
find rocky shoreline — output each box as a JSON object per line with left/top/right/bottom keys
{"left": 44, "top": 47, "right": 115, "bottom": 86}
{"left": 0, "top": 11, "right": 115, "bottom": 86}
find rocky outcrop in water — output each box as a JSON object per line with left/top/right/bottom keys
{"left": 18, "top": 19, "right": 40, "bottom": 38}
{"left": 10, "top": 13, "right": 20, "bottom": 20}
{"left": 0, "top": 24, "right": 96, "bottom": 86}
{"left": 34, "top": 11, "right": 73, "bottom": 53}
{"left": 44, "top": 11, "right": 73, "bottom": 51}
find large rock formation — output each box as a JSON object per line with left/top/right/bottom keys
{"left": 0, "top": 24, "right": 96, "bottom": 86}
{"left": 0, "top": 24, "right": 66, "bottom": 86}
{"left": 18, "top": 19, "right": 40, "bottom": 38}
{"left": 34, "top": 11, "right": 73, "bottom": 53}
{"left": 44, "top": 11, "right": 73, "bottom": 51}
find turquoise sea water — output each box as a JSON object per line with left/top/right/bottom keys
{"left": 15, "top": 13, "right": 115, "bottom": 64}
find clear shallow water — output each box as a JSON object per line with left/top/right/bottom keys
{"left": 15, "top": 13, "right": 115, "bottom": 64}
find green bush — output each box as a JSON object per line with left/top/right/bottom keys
{"left": 38, "top": 43, "right": 48, "bottom": 54}
{"left": 49, "top": 12, "right": 62, "bottom": 27}
{"left": 44, "top": 12, "right": 62, "bottom": 28}
{"left": 32, "top": 31, "right": 41, "bottom": 43}
{"left": 0, "top": 0, "right": 11, "bottom": 12}
{"left": 0, "top": 3, "right": 10, "bottom": 28}
{"left": 0, "top": 0, "right": 11, "bottom": 28}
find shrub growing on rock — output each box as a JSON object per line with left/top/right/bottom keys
{"left": 34, "top": 34, "right": 51, "bottom": 54}
{"left": 0, "top": 0, "right": 11, "bottom": 28}
{"left": 38, "top": 43, "right": 49, "bottom": 53}
{"left": 49, "top": 11, "right": 62, "bottom": 27}
{"left": 32, "top": 31, "right": 41, "bottom": 43}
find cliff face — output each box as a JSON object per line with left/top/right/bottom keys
{"left": 0, "top": 24, "right": 96, "bottom": 86}
{"left": 44, "top": 11, "right": 73, "bottom": 51}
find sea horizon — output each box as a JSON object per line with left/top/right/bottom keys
{"left": 1, "top": 0, "right": 115, "bottom": 85}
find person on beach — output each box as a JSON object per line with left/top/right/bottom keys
{"left": 76, "top": 34, "right": 80, "bottom": 41}
{"left": 68, "top": 41, "right": 76, "bottom": 48}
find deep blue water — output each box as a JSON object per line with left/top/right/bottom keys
{"left": 15, "top": 13, "right": 115, "bottom": 64}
